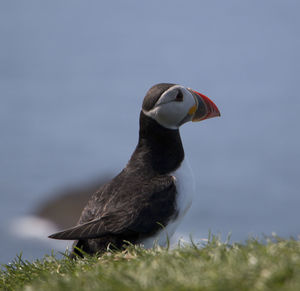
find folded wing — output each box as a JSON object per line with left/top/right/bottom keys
{"left": 49, "top": 175, "right": 177, "bottom": 240}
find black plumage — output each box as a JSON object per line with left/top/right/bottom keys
{"left": 49, "top": 100, "right": 185, "bottom": 256}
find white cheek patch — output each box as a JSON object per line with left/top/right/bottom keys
{"left": 143, "top": 108, "right": 178, "bottom": 130}
{"left": 143, "top": 87, "right": 196, "bottom": 129}
{"left": 155, "top": 88, "right": 178, "bottom": 107}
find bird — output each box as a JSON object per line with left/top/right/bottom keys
{"left": 49, "top": 83, "right": 220, "bottom": 257}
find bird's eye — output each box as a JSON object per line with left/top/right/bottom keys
{"left": 175, "top": 90, "right": 183, "bottom": 102}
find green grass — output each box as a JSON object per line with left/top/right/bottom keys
{"left": 2, "top": 236, "right": 300, "bottom": 291}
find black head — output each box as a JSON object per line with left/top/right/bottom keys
{"left": 141, "top": 83, "right": 220, "bottom": 130}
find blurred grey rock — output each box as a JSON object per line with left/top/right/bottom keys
{"left": 35, "top": 175, "right": 112, "bottom": 229}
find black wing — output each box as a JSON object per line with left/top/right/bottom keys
{"left": 49, "top": 175, "right": 177, "bottom": 240}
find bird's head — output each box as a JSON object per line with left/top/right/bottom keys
{"left": 142, "top": 83, "right": 220, "bottom": 129}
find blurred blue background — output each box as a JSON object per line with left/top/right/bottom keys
{"left": 1, "top": 0, "right": 300, "bottom": 264}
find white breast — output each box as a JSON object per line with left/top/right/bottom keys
{"left": 140, "top": 157, "right": 195, "bottom": 248}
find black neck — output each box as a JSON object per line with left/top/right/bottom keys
{"left": 128, "top": 111, "right": 184, "bottom": 175}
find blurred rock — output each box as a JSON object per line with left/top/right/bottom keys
{"left": 35, "top": 175, "right": 112, "bottom": 229}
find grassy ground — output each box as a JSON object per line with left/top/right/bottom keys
{"left": 1, "top": 236, "right": 300, "bottom": 291}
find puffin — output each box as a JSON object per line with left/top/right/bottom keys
{"left": 49, "top": 83, "right": 220, "bottom": 257}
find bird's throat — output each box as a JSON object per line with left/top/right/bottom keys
{"left": 130, "top": 112, "right": 185, "bottom": 175}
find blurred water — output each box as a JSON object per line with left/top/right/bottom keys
{"left": 1, "top": 0, "right": 300, "bottom": 264}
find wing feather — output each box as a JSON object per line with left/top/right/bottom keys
{"left": 49, "top": 175, "right": 176, "bottom": 240}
